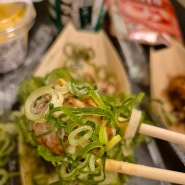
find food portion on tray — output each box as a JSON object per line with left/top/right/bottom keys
{"left": 16, "top": 67, "right": 147, "bottom": 185}
{"left": 165, "top": 75, "right": 185, "bottom": 128}
{"left": 150, "top": 39, "right": 185, "bottom": 135}
{"left": 2, "top": 67, "right": 185, "bottom": 185}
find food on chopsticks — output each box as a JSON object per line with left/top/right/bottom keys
{"left": 18, "top": 68, "right": 185, "bottom": 185}
{"left": 15, "top": 67, "right": 147, "bottom": 185}
{"left": 4, "top": 68, "right": 185, "bottom": 185}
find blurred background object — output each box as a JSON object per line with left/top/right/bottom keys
{"left": 108, "top": 0, "right": 182, "bottom": 46}
{"left": 32, "top": 0, "right": 44, "bottom": 2}
{"left": 170, "top": 0, "right": 185, "bottom": 42}
{"left": 47, "top": 0, "right": 105, "bottom": 33}
{"left": 176, "top": 0, "right": 185, "bottom": 8}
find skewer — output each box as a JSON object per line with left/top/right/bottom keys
{"left": 124, "top": 109, "right": 185, "bottom": 147}
{"left": 104, "top": 159, "right": 185, "bottom": 185}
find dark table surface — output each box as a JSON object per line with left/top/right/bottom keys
{"left": 170, "top": 0, "right": 185, "bottom": 42}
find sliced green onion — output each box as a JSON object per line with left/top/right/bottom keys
{"left": 25, "top": 86, "right": 64, "bottom": 121}
{"left": 77, "top": 154, "right": 91, "bottom": 170}
{"left": 38, "top": 146, "right": 74, "bottom": 164}
{"left": 0, "top": 139, "right": 15, "bottom": 158}
{"left": 59, "top": 162, "right": 77, "bottom": 180}
{"left": 45, "top": 68, "right": 74, "bottom": 83}
{"left": 64, "top": 107, "right": 111, "bottom": 117}
{"left": 33, "top": 174, "right": 49, "bottom": 185}
{"left": 25, "top": 86, "right": 53, "bottom": 121}
{"left": 45, "top": 74, "right": 58, "bottom": 87}
{"left": 81, "top": 141, "right": 105, "bottom": 159}
{"left": 54, "top": 83, "right": 70, "bottom": 95}
{"left": 105, "top": 135, "right": 121, "bottom": 152}
{"left": 0, "top": 155, "right": 9, "bottom": 167}
{"left": 77, "top": 156, "right": 106, "bottom": 184}
{"left": 68, "top": 126, "right": 93, "bottom": 146}
{"left": 89, "top": 154, "right": 96, "bottom": 172}
{"left": 82, "top": 116, "right": 100, "bottom": 136}
{"left": 99, "top": 125, "right": 108, "bottom": 144}
{"left": 48, "top": 106, "right": 83, "bottom": 126}
{"left": 0, "top": 169, "right": 9, "bottom": 185}
{"left": 52, "top": 90, "right": 64, "bottom": 107}
{"left": 89, "top": 90, "right": 107, "bottom": 109}
{"left": 0, "top": 126, "right": 15, "bottom": 167}
{"left": 0, "top": 123, "right": 17, "bottom": 136}
{"left": 0, "top": 168, "right": 19, "bottom": 185}
{"left": 67, "top": 145, "right": 76, "bottom": 155}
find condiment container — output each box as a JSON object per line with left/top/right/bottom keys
{"left": 0, "top": 1, "right": 36, "bottom": 73}
{"left": 47, "top": 0, "right": 105, "bottom": 32}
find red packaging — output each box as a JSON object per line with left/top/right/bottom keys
{"left": 110, "top": 0, "right": 182, "bottom": 45}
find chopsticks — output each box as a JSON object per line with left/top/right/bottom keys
{"left": 99, "top": 108, "right": 185, "bottom": 185}
{"left": 104, "top": 159, "right": 185, "bottom": 185}
{"left": 139, "top": 123, "right": 185, "bottom": 147}
{"left": 102, "top": 109, "right": 185, "bottom": 185}
{"left": 124, "top": 108, "right": 185, "bottom": 147}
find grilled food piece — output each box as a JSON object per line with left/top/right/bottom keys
{"left": 166, "top": 75, "right": 185, "bottom": 123}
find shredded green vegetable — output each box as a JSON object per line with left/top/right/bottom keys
{"left": 0, "top": 123, "right": 19, "bottom": 185}
{"left": 14, "top": 68, "right": 149, "bottom": 185}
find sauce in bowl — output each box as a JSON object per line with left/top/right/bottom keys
{"left": 0, "top": 2, "right": 36, "bottom": 73}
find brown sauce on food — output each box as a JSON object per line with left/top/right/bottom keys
{"left": 166, "top": 75, "right": 185, "bottom": 123}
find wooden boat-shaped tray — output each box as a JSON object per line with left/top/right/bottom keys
{"left": 150, "top": 39, "right": 185, "bottom": 167}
